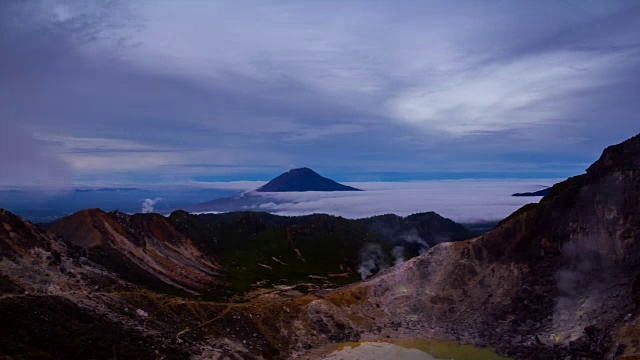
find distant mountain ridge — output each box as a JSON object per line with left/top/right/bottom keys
{"left": 44, "top": 208, "right": 471, "bottom": 299}
{"left": 512, "top": 187, "right": 551, "bottom": 197}
{"left": 256, "top": 167, "right": 361, "bottom": 192}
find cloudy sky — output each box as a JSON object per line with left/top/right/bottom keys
{"left": 1, "top": 0, "right": 639, "bottom": 188}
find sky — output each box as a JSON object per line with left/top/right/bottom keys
{"left": 1, "top": 0, "right": 640, "bottom": 188}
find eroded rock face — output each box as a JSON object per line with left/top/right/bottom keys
{"left": 0, "top": 208, "right": 114, "bottom": 295}
{"left": 284, "top": 134, "right": 640, "bottom": 359}
{"left": 48, "top": 209, "right": 222, "bottom": 295}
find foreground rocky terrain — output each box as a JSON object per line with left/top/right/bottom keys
{"left": 1, "top": 134, "right": 640, "bottom": 359}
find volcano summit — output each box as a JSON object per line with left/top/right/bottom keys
{"left": 190, "top": 168, "right": 362, "bottom": 213}
{"left": 256, "top": 167, "right": 361, "bottom": 192}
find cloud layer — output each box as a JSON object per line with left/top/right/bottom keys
{"left": 198, "top": 179, "right": 557, "bottom": 223}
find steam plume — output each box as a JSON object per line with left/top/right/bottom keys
{"left": 391, "top": 246, "right": 406, "bottom": 265}
{"left": 400, "top": 228, "right": 430, "bottom": 255}
{"left": 358, "top": 243, "right": 388, "bottom": 280}
{"left": 141, "top": 198, "right": 162, "bottom": 213}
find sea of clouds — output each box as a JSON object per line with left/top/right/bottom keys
{"left": 198, "top": 179, "right": 560, "bottom": 223}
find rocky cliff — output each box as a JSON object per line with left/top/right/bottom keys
{"left": 280, "top": 133, "right": 640, "bottom": 359}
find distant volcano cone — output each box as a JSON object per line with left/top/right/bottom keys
{"left": 256, "top": 167, "right": 362, "bottom": 192}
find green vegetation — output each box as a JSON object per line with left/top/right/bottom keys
{"left": 170, "top": 211, "right": 385, "bottom": 298}
{"left": 168, "top": 210, "right": 473, "bottom": 300}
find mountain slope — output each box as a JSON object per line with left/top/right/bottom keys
{"left": 285, "top": 133, "right": 640, "bottom": 359}
{"left": 48, "top": 209, "right": 221, "bottom": 295}
{"left": 0, "top": 209, "right": 278, "bottom": 359}
{"left": 0, "top": 209, "right": 190, "bottom": 359}
{"left": 47, "top": 207, "right": 472, "bottom": 300}
{"left": 167, "top": 210, "right": 472, "bottom": 299}
{"left": 0, "top": 207, "right": 477, "bottom": 358}
{"left": 256, "top": 167, "right": 361, "bottom": 192}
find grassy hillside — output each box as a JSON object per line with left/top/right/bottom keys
{"left": 169, "top": 211, "right": 386, "bottom": 298}
{"left": 169, "top": 211, "right": 473, "bottom": 299}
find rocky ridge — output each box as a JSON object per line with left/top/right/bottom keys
{"left": 49, "top": 208, "right": 222, "bottom": 295}
{"left": 282, "top": 134, "right": 640, "bottom": 359}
